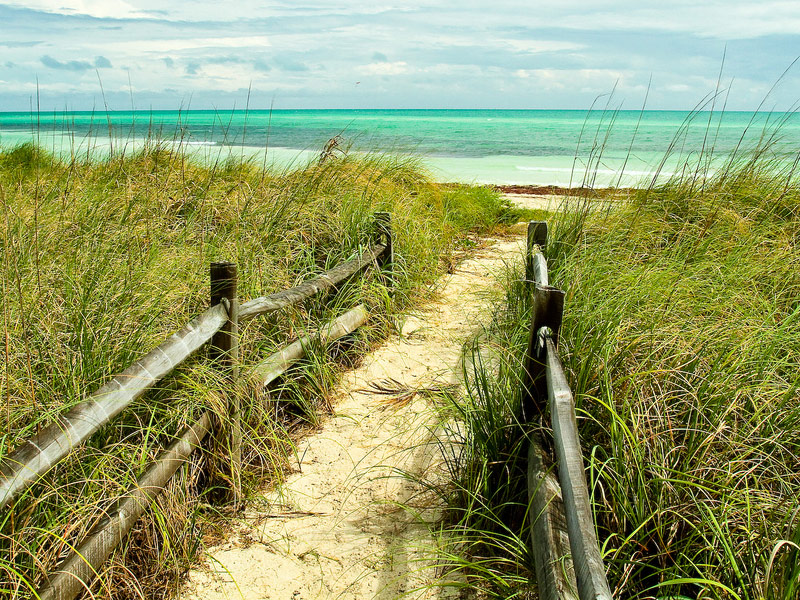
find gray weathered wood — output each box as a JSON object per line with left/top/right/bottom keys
{"left": 526, "top": 221, "right": 548, "bottom": 281}
{"left": 374, "top": 212, "right": 393, "bottom": 293}
{"left": 210, "top": 262, "right": 241, "bottom": 502}
{"left": 528, "top": 435, "right": 579, "bottom": 600}
{"left": 545, "top": 337, "right": 613, "bottom": 600}
{"left": 0, "top": 305, "right": 227, "bottom": 510}
{"left": 533, "top": 253, "right": 549, "bottom": 287}
{"left": 250, "top": 305, "right": 369, "bottom": 387}
{"left": 239, "top": 245, "right": 386, "bottom": 321}
{"left": 36, "top": 412, "right": 213, "bottom": 600}
{"left": 521, "top": 285, "right": 565, "bottom": 418}
{"left": 210, "top": 262, "right": 239, "bottom": 365}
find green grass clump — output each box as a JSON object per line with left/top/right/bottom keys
{"left": 445, "top": 158, "right": 800, "bottom": 598}
{"left": 553, "top": 165, "right": 800, "bottom": 599}
{"left": 0, "top": 142, "right": 511, "bottom": 599}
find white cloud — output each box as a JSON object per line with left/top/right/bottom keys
{"left": 513, "top": 68, "right": 629, "bottom": 92}
{"left": 505, "top": 40, "right": 584, "bottom": 54}
{"left": 665, "top": 83, "right": 691, "bottom": 93}
{"left": 108, "top": 36, "right": 271, "bottom": 53}
{"left": 557, "top": 1, "right": 800, "bottom": 38}
{"left": 1, "top": 0, "right": 799, "bottom": 109}
{"left": 5, "top": 0, "right": 153, "bottom": 19}
{"left": 359, "top": 61, "right": 409, "bottom": 76}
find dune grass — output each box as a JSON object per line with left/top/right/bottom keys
{"left": 554, "top": 163, "right": 800, "bottom": 599}
{"left": 0, "top": 141, "right": 517, "bottom": 599}
{"left": 441, "top": 146, "right": 800, "bottom": 598}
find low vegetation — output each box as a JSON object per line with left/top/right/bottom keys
{"left": 0, "top": 141, "right": 517, "bottom": 599}
{"left": 444, "top": 152, "right": 800, "bottom": 598}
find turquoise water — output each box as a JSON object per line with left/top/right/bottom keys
{"left": 1, "top": 109, "right": 798, "bottom": 186}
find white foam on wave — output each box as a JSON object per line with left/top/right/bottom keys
{"left": 515, "top": 165, "right": 683, "bottom": 177}
{"left": 515, "top": 166, "right": 577, "bottom": 173}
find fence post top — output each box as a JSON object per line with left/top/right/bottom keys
{"left": 534, "top": 283, "right": 563, "bottom": 294}
{"left": 527, "top": 221, "right": 548, "bottom": 259}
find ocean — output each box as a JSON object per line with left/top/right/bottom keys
{"left": 1, "top": 109, "right": 798, "bottom": 186}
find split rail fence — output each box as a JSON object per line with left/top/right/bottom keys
{"left": 521, "top": 221, "right": 614, "bottom": 600}
{"left": 0, "top": 212, "right": 393, "bottom": 600}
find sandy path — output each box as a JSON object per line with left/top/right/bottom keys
{"left": 182, "top": 235, "right": 524, "bottom": 600}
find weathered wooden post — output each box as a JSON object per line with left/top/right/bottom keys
{"left": 521, "top": 284, "right": 565, "bottom": 419}
{"left": 209, "top": 261, "right": 241, "bottom": 504}
{"left": 528, "top": 433, "right": 580, "bottom": 600}
{"left": 526, "top": 221, "right": 548, "bottom": 283}
{"left": 522, "top": 220, "right": 556, "bottom": 418}
{"left": 374, "top": 212, "right": 393, "bottom": 294}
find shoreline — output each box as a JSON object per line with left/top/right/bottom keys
{"left": 488, "top": 183, "right": 632, "bottom": 212}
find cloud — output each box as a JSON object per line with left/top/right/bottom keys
{"left": 253, "top": 59, "right": 272, "bottom": 72}
{"left": 40, "top": 55, "right": 93, "bottom": 71}
{"left": 504, "top": 40, "right": 584, "bottom": 54}
{"left": 6, "top": 0, "right": 154, "bottom": 19}
{"left": 0, "top": 41, "right": 44, "bottom": 48}
{"left": 555, "top": 1, "right": 800, "bottom": 39}
{"left": 109, "top": 36, "right": 271, "bottom": 53}
{"left": 665, "top": 83, "right": 691, "bottom": 92}
{"left": 275, "top": 56, "right": 309, "bottom": 72}
{"left": 513, "top": 68, "right": 629, "bottom": 93}
{"left": 3, "top": 0, "right": 800, "bottom": 110}
{"left": 359, "top": 61, "right": 409, "bottom": 76}
{"left": 39, "top": 54, "right": 112, "bottom": 71}
{"left": 206, "top": 56, "right": 248, "bottom": 65}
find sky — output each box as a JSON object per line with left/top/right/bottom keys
{"left": 1, "top": 0, "right": 799, "bottom": 112}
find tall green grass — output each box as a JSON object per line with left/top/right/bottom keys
{"left": 443, "top": 144, "right": 800, "bottom": 598}
{"left": 0, "top": 141, "right": 513, "bottom": 599}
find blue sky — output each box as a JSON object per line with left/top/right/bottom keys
{"left": 1, "top": 0, "right": 799, "bottom": 111}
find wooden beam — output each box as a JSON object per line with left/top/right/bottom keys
{"left": 210, "top": 262, "right": 239, "bottom": 366}
{"left": 239, "top": 244, "right": 386, "bottom": 321}
{"left": 0, "top": 305, "right": 227, "bottom": 510}
{"left": 521, "top": 285, "right": 565, "bottom": 419}
{"left": 545, "top": 337, "right": 613, "bottom": 600}
{"left": 36, "top": 412, "right": 213, "bottom": 600}
{"left": 528, "top": 435, "right": 579, "bottom": 600}
{"left": 250, "top": 305, "right": 369, "bottom": 388}
{"left": 374, "top": 212, "right": 393, "bottom": 294}
{"left": 526, "top": 221, "right": 548, "bottom": 282}
{"left": 533, "top": 253, "right": 549, "bottom": 287}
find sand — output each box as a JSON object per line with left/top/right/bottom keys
{"left": 502, "top": 192, "right": 612, "bottom": 212}
{"left": 504, "top": 193, "right": 564, "bottom": 212}
{"left": 181, "top": 235, "right": 525, "bottom": 600}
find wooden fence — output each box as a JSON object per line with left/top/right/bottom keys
{"left": 0, "top": 212, "right": 393, "bottom": 600}
{"left": 521, "top": 221, "right": 614, "bottom": 600}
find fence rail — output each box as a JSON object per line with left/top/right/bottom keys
{"left": 3, "top": 215, "right": 611, "bottom": 600}
{"left": 0, "top": 213, "right": 392, "bottom": 600}
{"left": 0, "top": 304, "right": 228, "bottom": 510}
{"left": 239, "top": 244, "right": 385, "bottom": 321}
{"left": 523, "top": 221, "right": 614, "bottom": 600}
